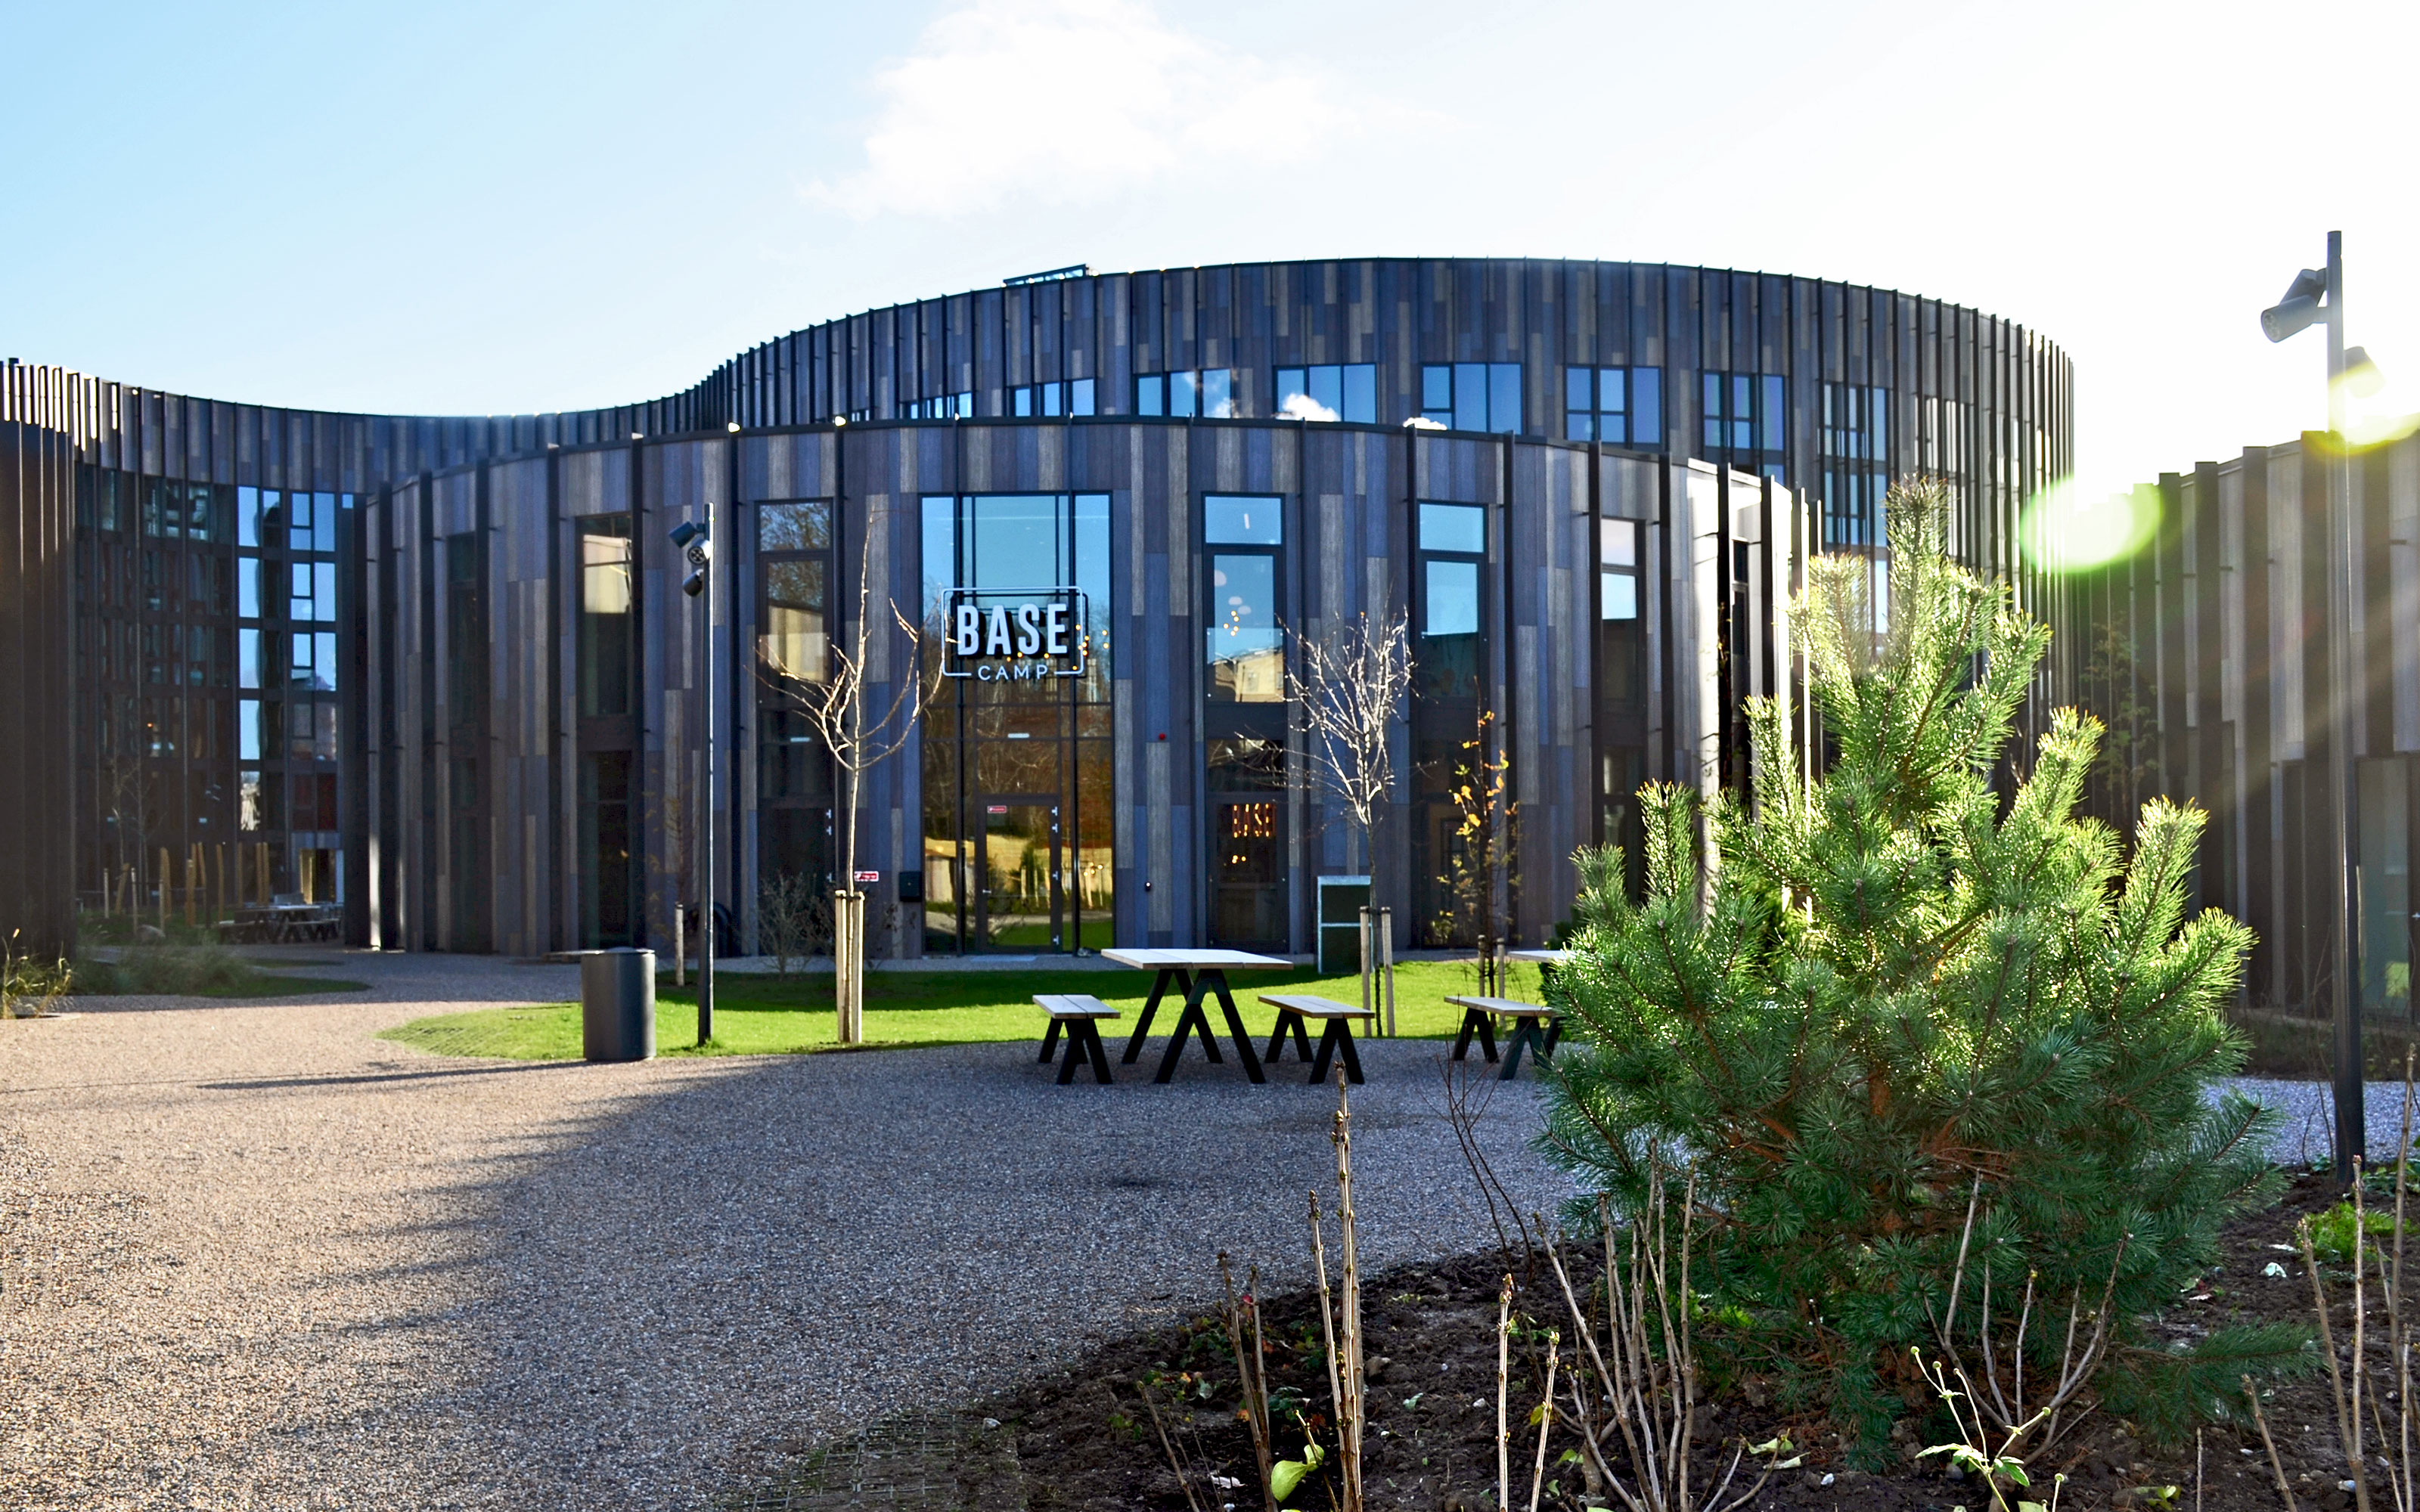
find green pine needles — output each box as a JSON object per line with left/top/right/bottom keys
{"left": 1540, "top": 479, "right": 2301, "bottom": 1458}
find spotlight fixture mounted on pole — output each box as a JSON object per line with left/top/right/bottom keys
{"left": 668, "top": 514, "right": 715, "bottom": 1045}
{"left": 2261, "top": 231, "right": 2373, "bottom": 1183}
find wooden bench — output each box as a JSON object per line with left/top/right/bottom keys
{"left": 1444, "top": 995, "right": 1563, "bottom": 1080}
{"left": 1259, "top": 995, "right": 1376, "bottom": 1085}
{"left": 1035, "top": 994, "right": 1120, "bottom": 1084}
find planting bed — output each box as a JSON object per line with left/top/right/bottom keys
{"left": 940, "top": 1172, "right": 2384, "bottom": 1512}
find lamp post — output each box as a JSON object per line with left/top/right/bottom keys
{"left": 669, "top": 512, "right": 715, "bottom": 1046}
{"left": 2261, "top": 231, "right": 2380, "bottom": 1182}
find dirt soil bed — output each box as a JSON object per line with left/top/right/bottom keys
{"left": 981, "top": 1170, "right": 2379, "bottom": 1512}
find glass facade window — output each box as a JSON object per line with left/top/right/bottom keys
{"left": 1411, "top": 498, "right": 1490, "bottom": 947}
{"left": 575, "top": 515, "right": 634, "bottom": 720}
{"left": 1701, "top": 372, "right": 1789, "bottom": 481}
{"left": 1420, "top": 363, "right": 1522, "bottom": 433}
{"left": 77, "top": 470, "right": 346, "bottom": 913}
{"left": 1820, "top": 383, "right": 1892, "bottom": 547}
{"left": 1599, "top": 519, "right": 1640, "bottom": 621}
{"left": 1009, "top": 380, "right": 1095, "bottom": 417}
{"left": 1274, "top": 364, "right": 1376, "bottom": 423}
{"left": 755, "top": 500, "right": 836, "bottom": 900}
{"left": 903, "top": 392, "right": 975, "bottom": 420}
{"left": 1562, "top": 366, "right": 1662, "bottom": 447}
{"left": 1135, "top": 370, "right": 1236, "bottom": 419}
{"left": 1205, "top": 495, "right": 1284, "bottom": 703}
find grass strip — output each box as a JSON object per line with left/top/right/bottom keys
{"left": 378, "top": 959, "right": 1548, "bottom": 1061}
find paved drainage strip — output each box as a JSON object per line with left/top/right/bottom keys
{"left": 729, "top": 1411, "right": 1027, "bottom": 1512}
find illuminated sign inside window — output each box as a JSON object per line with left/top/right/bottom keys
{"left": 941, "top": 585, "right": 1091, "bottom": 682}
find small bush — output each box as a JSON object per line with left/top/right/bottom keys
{"left": 2, "top": 934, "right": 73, "bottom": 1018}
{"left": 1540, "top": 481, "right": 2291, "bottom": 1458}
{"left": 78, "top": 943, "right": 268, "bottom": 996}
{"left": 2307, "top": 1200, "right": 2397, "bottom": 1264}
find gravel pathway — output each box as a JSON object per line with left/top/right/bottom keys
{"left": 0, "top": 953, "right": 1567, "bottom": 1510}
{"left": 2224, "top": 1074, "right": 2420, "bottom": 1169}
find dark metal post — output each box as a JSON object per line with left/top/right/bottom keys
{"left": 2323, "top": 230, "right": 2363, "bottom": 1179}
{"left": 700, "top": 492, "right": 716, "bottom": 1047}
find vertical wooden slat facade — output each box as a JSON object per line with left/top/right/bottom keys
{"left": 1, "top": 258, "right": 2071, "bottom": 957}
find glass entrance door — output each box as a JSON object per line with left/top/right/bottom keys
{"left": 1209, "top": 798, "right": 1285, "bottom": 950}
{"left": 976, "top": 798, "right": 1062, "bottom": 952}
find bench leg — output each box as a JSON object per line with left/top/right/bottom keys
{"left": 1308, "top": 1019, "right": 1341, "bottom": 1084}
{"left": 1080, "top": 1021, "right": 1115, "bottom": 1084}
{"left": 1452, "top": 1007, "right": 1477, "bottom": 1061}
{"left": 1039, "top": 1019, "right": 1063, "bottom": 1063}
{"left": 1335, "top": 1021, "right": 1365, "bottom": 1085}
{"left": 1500, "top": 1021, "right": 1541, "bottom": 1080}
{"left": 1541, "top": 1018, "right": 1563, "bottom": 1058}
{"left": 1266, "top": 1012, "right": 1313, "bottom": 1064}
{"left": 1056, "top": 1029, "right": 1085, "bottom": 1083}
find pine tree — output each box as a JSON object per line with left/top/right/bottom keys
{"left": 1540, "top": 480, "right": 2297, "bottom": 1455}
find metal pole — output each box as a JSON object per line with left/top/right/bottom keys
{"left": 2324, "top": 230, "right": 2363, "bottom": 1180}
{"left": 700, "top": 495, "right": 716, "bottom": 1047}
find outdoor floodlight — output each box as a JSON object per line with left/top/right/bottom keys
{"left": 2345, "top": 345, "right": 2386, "bottom": 398}
{"left": 2260, "top": 267, "right": 2330, "bottom": 343}
{"left": 669, "top": 519, "right": 702, "bottom": 550}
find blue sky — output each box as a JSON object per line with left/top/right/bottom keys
{"left": 5, "top": 0, "right": 2415, "bottom": 491}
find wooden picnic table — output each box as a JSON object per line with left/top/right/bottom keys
{"left": 1101, "top": 947, "right": 1292, "bottom": 1083}
{"left": 221, "top": 903, "right": 340, "bottom": 945}
{"left": 1502, "top": 948, "right": 1571, "bottom": 965}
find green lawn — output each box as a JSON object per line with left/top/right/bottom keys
{"left": 377, "top": 958, "right": 1547, "bottom": 1061}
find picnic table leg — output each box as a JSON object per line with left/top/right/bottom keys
{"left": 1039, "top": 1019, "right": 1063, "bottom": 1063}
{"left": 1333, "top": 1020, "right": 1365, "bottom": 1085}
{"left": 1541, "top": 1018, "right": 1564, "bottom": 1058}
{"left": 1125, "top": 970, "right": 1187, "bottom": 1063}
{"left": 1080, "top": 1021, "right": 1115, "bottom": 1084}
{"left": 1153, "top": 982, "right": 1224, "bottom": 1082}
{"left": 1205, "top": 971, "right": 1265, "bottom": 1084}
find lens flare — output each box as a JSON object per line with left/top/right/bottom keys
{"left": 2020, "top": 477, "right": 2160, "bottom": 575}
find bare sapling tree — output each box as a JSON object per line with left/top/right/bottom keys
{"left": 1288, "top": 609, "right": 1411, "bottom": 1032}
{"left": 768, "top": 503, "right": 923, "bottom": 1045}
{"left": 1544, "top": 1165, "right": 1800, "bottom": 1512}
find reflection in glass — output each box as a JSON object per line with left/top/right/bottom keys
{"left": 1208, "top": 553, "right": 1282, "bottom": 702}
{"left": 761, "top": 560, "right": 829, "bottom": 683}
{"left": 1208, "top": 736, "right": 1286, "bottom": 791}
{"left": 1600, "top": 571, "right": 1637, "bottom": 621}
{"left": 1205, "top": 495, "right": 1281, "bottom": 545}
{"left": 759, "top": 500, "right": 831, "bottom": 552}
{"left": 972, "top": 494, "right": 1063, "bottom": 589}
{"left": 1419, "top": 503, "right": 1485, "bottom": 555}
{"left": 1426, "top": 560, "right": 1479, "bottom": 637}
{"left": 577, "top": 517, "right": 633, "bottom": 717}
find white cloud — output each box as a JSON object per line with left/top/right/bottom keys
{"left": 1278, "top": 392, "right": 1337, "bottom": 422}
{"left": 808, "top": 0, "right": 1365, "bottom": 220}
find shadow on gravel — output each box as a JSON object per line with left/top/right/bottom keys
{"left": 198, "top": 1062, "right": 584, "bottom": 1092}
{"left": 358, "top": 1036, "right": 1567, "bottom": 1510}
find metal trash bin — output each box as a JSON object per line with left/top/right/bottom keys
{"left": 581, "top": 947, "right": 656, "bottom": 1061}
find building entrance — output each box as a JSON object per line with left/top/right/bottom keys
{"left": 919, "top": 492, "right": 1115, "bottom": 956}
{"left": 977, "top": 797, "right": 1061, "bottom": 951}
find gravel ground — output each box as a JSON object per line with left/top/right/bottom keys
{"left": 2225, "top": 1074, "right": 2420, "bottom": 1168}
{"left": 0, "top": 952, "right": 1567, "bottom": 1511}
